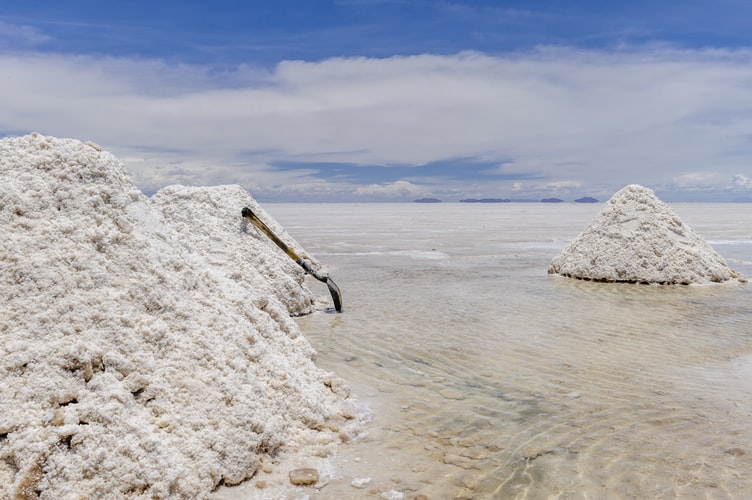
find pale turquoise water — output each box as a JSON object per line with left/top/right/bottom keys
{"left": 268, "top": 203, "right": 752, "bottom": 499}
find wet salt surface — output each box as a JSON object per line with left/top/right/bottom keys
{"left": 259, "top": 203, "right": 752, "bottom": 499}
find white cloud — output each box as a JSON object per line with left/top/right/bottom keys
{"left": 671, "top": 171, "right": 727, "bottom": 190}
{"left": 2, "top": 48, "right": 752, "bottom": 200}
{"left": 545, "top": 180, "right": 583, "bottom": 191}
{"left": 0, "top": 21, "right": 51, "bottom": 47}
{"left": 733, "top": 173, "right": 752, "bottom": 190}
{"left": 354, "top": 180, "right": 425, "bottom": 198}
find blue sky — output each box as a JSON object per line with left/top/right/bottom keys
{"left": 3, "top": 1, "right": 752, "bottom": 201}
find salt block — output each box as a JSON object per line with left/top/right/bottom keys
{"left": 548, "top": 184, "right": 745, "bottom": 284}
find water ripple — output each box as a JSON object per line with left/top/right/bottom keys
{"left": 271, "top": 203, "right": 752, "bottom": 499}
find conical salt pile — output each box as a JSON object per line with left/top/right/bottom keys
{"left": 548, "top": 184, "right": 745, "bottom": 284}
{"left": 0, "top": 134, "right": 354, "bottom": 498}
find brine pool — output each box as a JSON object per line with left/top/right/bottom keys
{"left": 221, "top": 203, "right": 752, "bottom": 499}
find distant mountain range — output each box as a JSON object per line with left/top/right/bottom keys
{"left": 414, "top": 196, "right": 600, "bottom": 203}
{"left": 459, "top": 198, "right": 510, "bottom": 203}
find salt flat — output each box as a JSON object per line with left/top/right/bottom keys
{"left": 240, "top": 202, "right": 752, "bottom": 499}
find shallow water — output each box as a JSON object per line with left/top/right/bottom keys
{"left": 267, "top": 203, "right": 752, "bottom": 499}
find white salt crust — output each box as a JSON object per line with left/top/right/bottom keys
{"left": 548, "top": 184, "right": 745, "bottom": 284}
{"left": 0, "top": 134, "right": 354, "bottom": 499}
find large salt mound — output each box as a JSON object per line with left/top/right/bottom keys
{"left": 0, "top": 134, "right": 352, "bottom": 498}
{"left": 548, "top": 184, "right": 744, "bottom": 284}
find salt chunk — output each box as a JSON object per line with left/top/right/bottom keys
{"left": 381, "top": 490, "right": 405, "bottom": 500}
{"left": 351, "top": 476, "right": 372, "bottom": 488}
{"left": 289, "top": 467, "right": 319, "bottom": 485}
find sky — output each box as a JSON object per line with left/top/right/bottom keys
{"left": 2, "top": 1, "right": 752, "bottom": 202}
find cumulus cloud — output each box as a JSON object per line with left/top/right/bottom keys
{"left": 544, "top": 180, "right": 583, "bottom": 190}
{"left": 354, "top": 180, "right": 425, "bottom": 198}
{"left": 2, "top": 48, "right": 752, "bottom": 200}
{"left": 672, "top": 171, "right": 728, "bottom": 190}
{"left": 733, "top": 173, "right": 752, "bottom": 190}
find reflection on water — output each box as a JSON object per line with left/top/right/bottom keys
{"left": 270, "top": 203, "right": 752, "bottom": 499}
